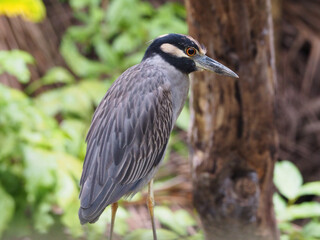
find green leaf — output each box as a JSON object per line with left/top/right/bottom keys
{"left": 34, "top": 201, "right": 54, "bottom": 233}
{"left": 67, "top": 25, "right": 97, "bottom": 43}
{"left": 35, "top": 84, "right": 93, "bottom": 119}
{"left": 122, "top": 51, "right": 145, "bottom": 69}
{"left": 41, "top": 67, "right": 75, "bottom": 85}
{"left": 61, "top": 200, "right": 83, "bottom": 238}
{"left": 23, "top": 146, "right": 57, "bottom": 203}
{"left": 55, "top": 170, "right": 78, "bottom": 209}
{"left": 60, "top": 36, "right": 109, "bottom": 77}
{"left": 278, "top": 222, "right": 294, "bottom": 232}
{"left": 280, "top": 235, "right": 290, "bottom": 240}
{"left": 93, "top": 35, "right": 120, "bottom": 67}
{"left": 274, "top": 161, "right": 303, "bottom": 200}
{"left": 0, "top": 185, "right": 15, "bottom": 237}
{"left": 0, "top": 50, "right": 34, "bottom": 83}
{"left": 297, "top": 182, "right": 320, "bottom": 197}
{"left": 3, "top": 210, "right": 32, "bottom": 238}
{"left": 113, "top": 33, "right": 141, "bottom": 54}
{"left": 69, "top": 0, "right": 91, "bottom": 10}
{"left": 56, "top": 152, "right": 82, "bottom": 180}
{"left": 176, "top": 104, "right": 190, "bottom": 131}
{"left": 175, "top": 209, "right": 196, "bottom": 227}
{"left": 303, "top": 220, "right": 320, "bottom": 238}
{"left": 124, "top": 228, "right": 179, "bottom": 240}
{"left": 187, "top": 232, "right": 205, "bottom": 240}
{"left": 26, "top": 67, "right": 75, "bottom": 94}
{"left": 273, "top": 193, "right": 287, "bottom": 220}
{"left": 279, "top": 202, "right": 320, "bottom": 221}
{"left": 155, "top": 206, "right": 187, "bottom": 235}
{"left": 78, "top": 79, "right": 112, "bottom": 106}
{"left": 60, "top": 119, "right": 87, "bottom": 156}
{"left": 0, "top": 0, "right": 46, "bottom": 22}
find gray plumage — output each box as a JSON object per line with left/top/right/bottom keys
{"left": 78, "top": 33, "right": 238, "bottom": 226}
{"left": 79, "top": 55, "right": 189, "bottom": 224}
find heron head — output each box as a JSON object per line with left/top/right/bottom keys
{"left": 143, "top": 33, "right": 238, "bottom": 78}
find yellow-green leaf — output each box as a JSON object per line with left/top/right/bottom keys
{"left": 0, "top": 185, "right": 15, "bottom": 237}
{"left": 0, "top": 0, "right": 46, "bottom": 22}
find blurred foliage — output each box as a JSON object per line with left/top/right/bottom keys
{"left": 62, "top": 0, "right": 187, "bottom": 78}
{"left": 0, "top": 83, "right": 83, "bottom": 237}
{"left": 0, "top": 0, "right": 192, "bottom": 239}
{"left": 273, "top": 161, "right": 320, "bottom": 240}
{"left": 0, "top": 50, "right": 34, "bottom": 83}
{"left": 2, "top": 0, "right": 319, "bottom": 240}
{"left": 0, "top": 0, "right": 45, "bottom": 22}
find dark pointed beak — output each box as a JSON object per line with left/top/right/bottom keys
{"left": 193, "top": 55, "right": 239, "bottom": 78}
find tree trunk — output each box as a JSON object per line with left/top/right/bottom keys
{"left": 185, "top": 0, "right": 279, "bottom": 239}
{"left": 0, "top": 0, "right": 73, "bottom": 89}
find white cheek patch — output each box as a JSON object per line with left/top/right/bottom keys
{"left": 160, "top": 43, "right": 188, "bottom": 58}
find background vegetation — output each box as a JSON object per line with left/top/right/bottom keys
{"left": 0, "top": 0, "right": 319, "bottom": 240}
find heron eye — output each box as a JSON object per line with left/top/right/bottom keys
{"left": 186, "top": 47, "right": 196, "bottom": 56}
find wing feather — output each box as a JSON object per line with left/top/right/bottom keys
{"left": 79, "top": 63, "right": 173, "bottom": 224}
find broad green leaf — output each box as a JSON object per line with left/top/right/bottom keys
{"left": 78, "top": 79, "right": 112, "bottom": 106}
{"left": 0, "top": 131, "right": 16, "bottom": 160}
{"left": 155, "top": 206, "right": 187, "bottom": 235}
{"left": 55, "top": 171, "right": 78, "bottom": 209}
{"left": 175, "top": 105, "right": 190, "bottom": 131}
{"left": 175, "top": 209, "right": 196, "bottom": 227}
{"left": 69, "top": 0, "right": 89, "bottom": 10}
{"left": 2, "top": 210, "right": 32, "bottom": 238}
{"left": 280, "top": 235, "right": 290, "bottom": 240}
{"left": 168, "top": 132, "right": 188, "bottom": 157}
{"left": 35, "top": 84, "right": 93, "bottom": 119}
{"left": 303, "top": 220, "right": 320, "bottom": 238}
{"left": 122, "top": 51, "right": 145, "bottom": 69}
{"left": 93, "top": 35, "right": 120, "bottom": 67}
{"left": 0, "top": 0, "right": 46, "bottom": 22}
{"left": 56, "top": 152, "right": 82, "bottom": 180}
{"left": 187, "top": 232, "right": 205, "bottom": 240}
{"left": 274, "top": 161, "right": 303, "bottom": 200}
{"left": 0, "top": 82, "right": 26, "bottom": 101}
{"left": 278, "top": 222, "right": 294, "bottom": 232}
{"left": 273, "top": 193, "right": 287, "bottom": 216}
{"left": 60, "top": 119, "right": 87, "bottom": 156}
{"left": 61, "top": 201, "right": 83, "bottom": 238}
{"left": 124, "top": 228, "right": 179, "bottom": 240}
{"left": 41, "top": 67, "right": 75, "bottom": 85}
{"left": 113, "top": 33, "right": 141, "bottom": 54}
{"left": 0, "top": 185, "right": 15, "bottom": 237}
{"left": 34, "top": 201, "right": 54, "bottom": 233}
{"left": 279, "top": 202, "right": 320, "bottom": 221}
{"left": 0, "top": 50, "right": 34, "bottom": 83}
{"left": 297, "top": 182, "right": 320, "bottom": 197}
{"left": 67, "top": 25, "right": 97, "bottom": 43}
{"left": 23, "top": 146, "right": 57, "bottom": 203}
{"left": 60, "top": 36, "right": 109, "bottom": 77}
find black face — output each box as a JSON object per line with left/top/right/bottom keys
{"left": 142, "top": 34, "right": 200, "bottom": 74}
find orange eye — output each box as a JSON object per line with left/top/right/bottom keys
{"left": 186, "top": 47, "right": 196, "bottom": 56}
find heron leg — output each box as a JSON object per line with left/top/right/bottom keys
{"left": 147, "top": 180, "right": 157, "bottom": 240}
{"left": 109, "top": 202, "right": 118, "bottom": 240}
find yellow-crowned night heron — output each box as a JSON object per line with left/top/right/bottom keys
{"left": 79, "top": 33, "right": 238, "bottom": 239}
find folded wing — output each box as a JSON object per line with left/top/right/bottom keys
{"left": 79, "top": 65, "right": 173, "bottom": 224}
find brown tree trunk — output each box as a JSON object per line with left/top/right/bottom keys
{"left": 0, "top": 0, "right": 73, "bottom": 89}
{"left": 185, "top": 0, "right": 279, "bottom": 239}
